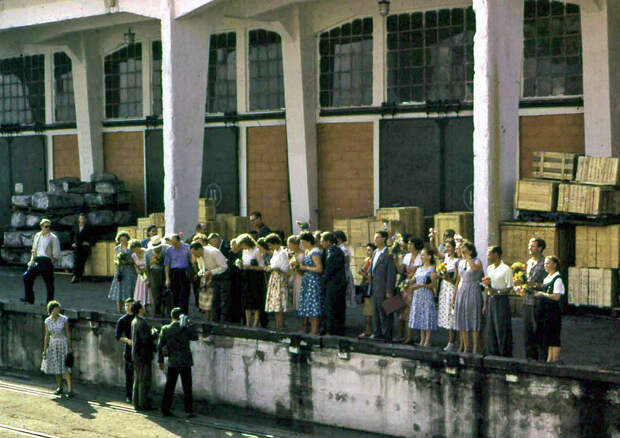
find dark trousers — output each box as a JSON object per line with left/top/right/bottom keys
{"left": 372, "top": 292, "right": 393, "bottom": 342}
{"left": 171, "top": 269, "right": 190, "bottom": 314}
{"left": 133, "top": 361, "right": 152, "bottom": 410}
{"left": 192, "top": 277, "right": 200, "bottom": 308}
{"left": 161, "top": 366, "right": 193, "bottom": 414}
{"left": 23, "top": 257, "right": 54, "bottom": 304}
{"left": 523, "top": 301, "right": 545, "bottom": 360}
{"left": 124, "top": 360, "right": 134, "bottom": 400}
{"left": 212, "top": 278, "right": 231, "bottom": 323}
{"left": 484, "top": 295, "right": 513, "bottom": 357}
{"left": 150, "top": 269, "right": 164, "bottom": 317}
{"left": 325, "top": 283, "right": 347, "bottom": 336}
{"left": 73, "top": 245, "right": 90, "bottom": 279}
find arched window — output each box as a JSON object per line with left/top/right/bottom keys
{"left": 248, "top": 29, "right": 284, "bottom": 111}
{"left": 319, "top": 18, "right": 373, "bottom": 108}
{"left": 523, "top": 0, "right": 582, "bottom": 98}
{"left": 0, "top": 54, "right": 45, "bottom": 125}
{"left": 386, "top": 7, "right": 475, "bottom": 104}
{"left": 206, "top": 32, "right": 237, "bottom": 114}
{"left": 104, "top": 43, "right": 143, "bottom": 118}
{"left": 53, "top": 52, "right": 75, "bottom": 122}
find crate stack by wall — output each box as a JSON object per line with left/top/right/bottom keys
{"left": 510, "top": 152, "right": 620, "bottom": 309}
{"left": 1, "top": 173, "right": 135, "bottom": 273}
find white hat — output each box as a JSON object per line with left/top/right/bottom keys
{"left": 148, "top": 236, "right": 163, "bottom": 249}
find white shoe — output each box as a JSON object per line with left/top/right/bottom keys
{"left": 443, "top": 342, "right": 454, "bottom": 351}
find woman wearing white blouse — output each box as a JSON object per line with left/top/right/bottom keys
{"left": 237, "top": 234, "right": 266, "bottom": 328}
{"left": 265, "top": 233, "right": 290, "bottom": 329}
{"left": 533, "top": 256, "right": 565, "bottom": 363}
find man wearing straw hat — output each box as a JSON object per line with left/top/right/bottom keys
{"left": 22, "top": 218, "right": 60, "bottom": 304}
{"left": 145, "top": 236, "right": 169, "bottom": 317}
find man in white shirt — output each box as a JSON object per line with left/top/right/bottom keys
{"left": 482, "top": 246, "right": 513, "bottom": 357}
{"left": 22, "top": 218, "right": 61, "bottom": 304}
{"left": 189, "top": 242, "right": 228, "bottom": 322}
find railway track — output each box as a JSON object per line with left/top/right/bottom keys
{"left": 0, "top": 379, "right": 282, "bottom": 438}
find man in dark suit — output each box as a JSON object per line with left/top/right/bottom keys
{"left": 249, "top": 211, "right": 271, "bottom": 238}
{"left": 320, "top": 232, "right": 347, "bottom": 336}
{"left": 158, "top": 308, "right": 199, "bottom": 418}
{"left": 368, "top": 231, "right": 397, "bottom": 342}
{"left": 71, "top": 213, "right": 95, "bottom": 283}
{"left": 114, "top": 298, "right": 135, "bottom": 403}
{"left": 131, "top": 301, "right": 155, "bottom": 411}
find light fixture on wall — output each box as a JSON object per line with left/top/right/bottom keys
{"left": 123, "top": 28, "right": 135, "bottom": 46}
{"left": 378, "top": 0, "right": 390, "bottom": 17}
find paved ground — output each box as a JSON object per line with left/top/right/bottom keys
{"left": 0, "top": 266, "right": 618, "bottom": 370}
{"left": 0, "top": 371, "right": 387, "bottom": 438}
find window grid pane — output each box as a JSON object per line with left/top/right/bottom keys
{"left": 104, "top": 43, "right": 143, "bottom": 118}
{"left": 152, "top": 40, "right": 162, "bottom": 116}
{"left": 523, "top": 0, "right": 583, "bottom": 98}
{"left": 206, "top": 32, "right": 237, "bottom": 114}
{"left": 0, "top": 54, "right": 45, "bottom": 125}
{"left": 249, "top": 29, "right": 285, "bottom": 111}
{"left": 386, "top": 8, "right": 474, "bottom": 104}
{"left": 53, "top": 52, "right": 76, "bottom": 122}
{"left": 319, "top": 17, "right": 373, "bottom": 108}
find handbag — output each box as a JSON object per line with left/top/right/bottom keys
{"left": 40, "top": 353, "right": 47, "bottom": 373}
{"left": 382, "top": 294, "right": 407, "bottom": 315}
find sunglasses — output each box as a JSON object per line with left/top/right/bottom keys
{"left": 42, "top": 225, "right": 50, "bottom": 228}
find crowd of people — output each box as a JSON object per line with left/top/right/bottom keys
{"left": 27, "top": 211, "right": 568, "bottom": 410}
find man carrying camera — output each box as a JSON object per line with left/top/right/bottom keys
{"left": 158, "top": 307, "right": 199, "bottom": 418}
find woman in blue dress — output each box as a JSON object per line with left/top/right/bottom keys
{"left": 297, "top": 231, "right": 324, "bottom": 335}
{"left": 108, "top": 231, "right": 137, "bottom": 313}
{"left": 408, "top": 249, "right": 438, "bottom": 347}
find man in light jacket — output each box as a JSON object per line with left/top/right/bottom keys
{"left": 22, "top": 218, "right": 61, "bottom": 304}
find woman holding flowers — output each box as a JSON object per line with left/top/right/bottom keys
{"left": 454, "top": 241, "right": 484, "bottom": 353}
{"left": 265, "top": 233, "right": 290, "bottom": 329}
{"left": 533, "top": 256, "right": 565, "bottom": 362}
{"left": 407, "top": 249, "right": 438, "bottom": 347}
{"left": 237, "top": 233, "right": 266, "bottom": 328}
{"left": 482, "top": 246, "right": 513, "bottom": 357}
{"left": 287, "top": 235, "right": 304, "bottom": 310}
{"left": 108, "top": 231, "right": 137, "bottom": 313}
{"left": 298, "top": 232, "right": 324, "bottom": 335}
{"left": 437, "top": 239, "right": 459, "bottom": 351}
{"left": 131, "top": 239, "right": 152, "bottom": 314}
{"left": 398, "top": 237, "right": 423, "bottom": 343}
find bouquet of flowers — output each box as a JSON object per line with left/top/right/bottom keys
{"left": 390, "top": 233, "right": 403, "bottom": 255}
{"left": 481, "top": 276, "right": 491, "bottom": 287}
{"left": 510, "top": 262, "right": 529, "bottom": 296}
{"left": 437, "top": 262, "right": 448, "bottom": 276}
{"left": 289, "top": 256, "right": 300, "bottom": 271}
{"left": 117, "top": 251, "right": 132, "bottom": 265}
{"left": 234, "top": 259, "right": 243, "bottom": 269}
{"left": 398, "top": 279, "right": 411, "bottom": 293}
{"left": 296, "top": 220, "right": 311, "bottom": 231}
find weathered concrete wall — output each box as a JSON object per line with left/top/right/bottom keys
{"left": 0, "top": 302, "right": 618, "bottom": 438}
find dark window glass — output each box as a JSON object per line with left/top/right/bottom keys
{"left": 386, "top": 8, "right": 474, "bottom": 104}
{"left": 104, "top": 43, "right": 143, "bottom": 118}
{"left": 0, "top": 54, "right": 45, "bottom": 125}
{"left": 248, "top": 29, "right": 284, "bottom": 111}
{"left": 53, "top": 52, "right": 75, "bottom": 122}
{"left": 319, "top": 17, "right": 373, "bottom": 108}
{"left": 206, "top": 32, "right": 236, "bottom": 114}
{"left": 523, "top": 1, "right": 582, "bottom": 97}
{"left": 152, "top": 40, "right": 162, "bottom": 116}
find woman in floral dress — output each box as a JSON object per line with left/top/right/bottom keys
{"left": 297, "top": 232, "right": 324, "bottom": 335}
{"left": 42, "top": 300, "right": 73, "bottom": 397}
{"left": 265, "top": 233, "right": 290, "bottom": 329}
{"left": 286, "top": 235, "right": 304, "bottom": 310}
{"left": 408, "top": 249, "right": 438, "bottom": 347}
{"left": 108, "top": 231, "right": 137, "bottom": 313}
{"left": 130, "top": 239, "right": 152, "bottom": 312}
{"left": 437, "top": 239, "right": 459, "bottom": 351}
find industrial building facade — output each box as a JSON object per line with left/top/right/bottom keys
{"left": 0, "top": 0, "right": 617, "bottom": 251}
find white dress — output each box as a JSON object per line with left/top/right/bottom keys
{"left": 437, "top": 255, "right": 458, "bottom": 330}
{"left": 43, "top": 315, "right": 69, "bottom": 375}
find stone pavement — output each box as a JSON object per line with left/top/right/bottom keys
{"left": 0, "top": 266, "right": 617, "bottom": 369}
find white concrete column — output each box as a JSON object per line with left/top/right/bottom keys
{"left": 472, "top": 0, "right": 523, "bottom": 259}
{"left": 160, "top": 0, "right": 209, "bottom": 236}
{"left": 280, "top": 4, "right": 318, "bottom": 233}
{"left": 581, "top": 0, "right": 620, "bottom": 157}
{"left": 71, "top": 33, "right": 105, "bottom": 180}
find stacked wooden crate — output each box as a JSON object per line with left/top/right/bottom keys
{"left": 376, "top": 207, "right": 424, "bottom": 237}
{"left": 433, "top": 211, "right": 474, "bottom": 242}
{"left": 83, "top": 241, "right": 116, "bottom": 277}
{"left": 198, "top": 198, "right": 216, "bottom": 223}
{"left": 568, "top": 224, "right": 619, "bottom": 308}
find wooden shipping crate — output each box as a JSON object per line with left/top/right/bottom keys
{"left": 333, "top": 218, "right": 352, "bottom": 240}
{"left": 499, "top": 221, "right": 575, "bottom": 270}
{"left": 225, "top": 216, "right": 250, "bottom": 240}
{"left": 369, "top": 219, "right": 400, "bottom": 241}
{"left": 514, "top": 179, "right": 559, "bottom": 212}
{"left": 376, "top": 206, "right": 424, "bottom": 237}
{"left": 532, "top": 151, "right": 581, "bottom": 181}
{"left": 557, "top": 184, "right": 620, "bottom": 215}
{"left": 349, "top": 217, "right": 375, "bottom": 246}
{"left": 137, "top": 217, "right": 152, "bottom": 229}
{"left": 116, "top": 226, "right": 138, "bottom": 239}
{"left": 149, "top": 212, "right": 165, "bottom": 227}
{"left": 198, "top": 198, "right": 216, "bottom": 222}
{"left": 568, "top": 267, "right": 618, "bottom": 308}
{"left": 434, "top": 212, "right": 474, "bottom": 242}
{"left": 204, "top": 220, "right": 222, "bottom": 236}
{"left": 568, "top": 267, "right": 588, "bottom": 306}
{"left": 353, "top": 246, "right": 369, "bottom": 259}
{"left": 84, "top": 241, "right": 114, "bottom": 277}
{"left": 575, "top": 225, "right": 620, "bottom": 268}
{"left": 575, "top": 156, "right": 620, "bottom": 186}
